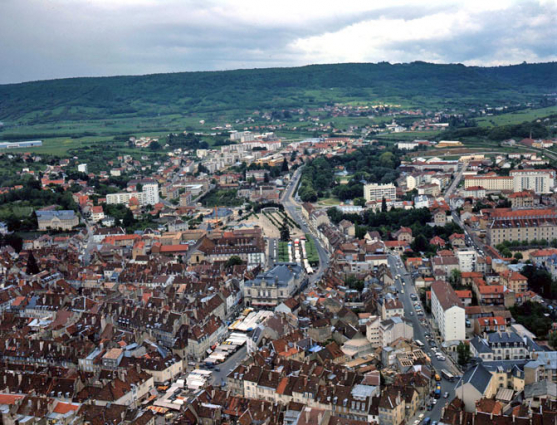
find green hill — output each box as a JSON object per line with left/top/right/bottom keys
{"left": 0, "top": 61, "right": 555, "bottom": 129}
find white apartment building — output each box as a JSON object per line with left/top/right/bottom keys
{"left": 431, "top": 280, "right": 465, "bottom": 343}
{"left": 364, "top": 183, "right": 397, "bottom": 202}
{"left": 464, "top": 176, "right": 514, "bottom": 191}
{"left": 456, "top": 248, "right": 477, "bottom": 273}
{"left": 397, "top": 142, "right": 419, "bottom": 150}
{"left": 510, "top": 169, "right": 555, "bottom": 194}
{"left": 106, "top": 183, "right": 160, "bottom": 207}
{"left": 77, "top": 163, "right": 88, "bottom": 173}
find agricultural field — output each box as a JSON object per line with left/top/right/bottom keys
{"left": 476, "top": 106, "right": 557, "bottom": 128}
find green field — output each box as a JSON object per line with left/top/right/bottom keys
{"left": 0, "top": 62, "right": 554, "bottom": 156}
{"left": 476, "top": 106, "right": 557, "bottom": 128}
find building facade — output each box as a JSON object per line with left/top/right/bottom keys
{"left": 364, "top": 183, "right": 397, "bottom": 202}
{"left": 431, "top": 280, "right": 465, "bottom": 343}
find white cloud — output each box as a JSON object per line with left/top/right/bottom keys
{"left": 0, "top": 0, "right": 554, "bottom": 83}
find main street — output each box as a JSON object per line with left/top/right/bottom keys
{"left": 388, "top": 254, "right": 460, "bottom": 423}
{"left": 282, "top": 166, "right": 330, "bottom": 284}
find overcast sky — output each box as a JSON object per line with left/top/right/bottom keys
{"left": 1, "top": 0, "right": 555, "bottom": 84}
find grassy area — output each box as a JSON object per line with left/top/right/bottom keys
{"left": 305, "top": 235, "right": 319, "bottom": 265}
{"left": 375, "top": 130, "right": 442, "bottom": 141}
{"left": 200, "top": 189, "right": 243, "bottom": 207}
{"left": 317, "top": 197, "right": 341, "bottom": 206}
{"left": 476, "top": 106, "right": 557, "bottom": 128}
{"left": 278, "top": 241, "right": 290, "bottom": 262}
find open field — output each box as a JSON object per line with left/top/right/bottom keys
{"left": 476, "top": 106, "right": 557, "bottom": 128}
{"left": 317, "top": 197, "right": 341, "bottom": 206}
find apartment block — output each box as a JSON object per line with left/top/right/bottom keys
{"left": 431, "top": 280, "right": 465, "bottom": 343}
{"left": 364, "top": 183, "right": 397, "bottom": 202}
{"left": 510, "top": 169, "right": 555, "bottom": 194}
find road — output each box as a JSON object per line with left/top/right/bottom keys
{"left": 268, "top": 238, "right": 277, "bottom": 268}
{"left": 210, "top": 345, "right": 247, "bottom": 386}
{"left": 388, "top": 254, "right": 459, "bottom": 423}
{"left": 444, "top": 162, "right": 467, "bottom": 198}
{"left": 282, "top": 166, "right": 330, "bottom": 284}
{"left": 82, "top": 220, "right": 97, "bottom": 265}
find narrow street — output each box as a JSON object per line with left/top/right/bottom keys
{"left": 388, "top": 254, "right": 460, "bottom": 423}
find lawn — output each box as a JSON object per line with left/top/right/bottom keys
{"left": 304, "top": 235, "right": 319, "bottom": 265}
{"left": 278, "top": 241, "right": 290, "bottom": 262}
{"left": 318, "top": 197, "right": 341, "bottom": 206}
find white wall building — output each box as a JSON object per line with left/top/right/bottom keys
{"left": 431, "top": 280, "right": 465, "bottom": 343}
{"left": 379, "top": 316, "right": 414, "bottom": 347}
{"left": 77, "top": 163, "right": 88, "bottom": 173}
{"left": 510, "top": 169, "right": 555, "bottom": 194}
{"left": 106, "top": 182, "right": 160, "bottom": 207}
{"left": 456, "top": 248, "right": 477, "bottom": 273}
{"left": 364, "top": 183, "right": 397, "bottom": 202}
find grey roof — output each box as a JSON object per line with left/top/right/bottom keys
{"left": 457, "top": 363, "right": 492, "bottom": 394}
{"left": 244, "top": 262, "right": 303, "bottom": 288}
{"left": 534, "top": 352, "right": 557, "bottom": 370}
{"left": 470, "top": 336, "right": 492, "bottom": 354}
{"left": 483, "top": 360, "right": 528, "bottom": 376}
{"left": 524, "top": 381, "right": 557, "bottom": 399}
{"left": 525, "top": 336, "right": 544, "bottom": 353}
{"left": 36, "top": 210, "right": 76, "bottom": 221}
{"left": 487, "top": 331, "right": 524, "bottom": 345}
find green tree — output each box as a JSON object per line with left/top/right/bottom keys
{"left": 26, "top": 252, "right": 40, "bottom": 275}
{"left": 514, "top": 252, "right": 523, "bottom": 260}
{"left": 281, "top": 158, "right": 289, "bottom": 173}
{"left": 412, "top": 235, "right": 429, "bottom": 253}
{"left": 381, "top": 197, "right": 388, "bottom": 213}
{"left": 457, "top": 342, "right": 471, "bottom": 366}
{"left": 123, "top": 209, "right": 135, "bottom": 228}
{"left": 449, "top": 269, "right": 462, "bottom": 287}
{"left": 354, "top": 197, "right": 367, "bottom": 207}
{"left": 345, "top": 275, "right": 365, "bottom": 292}
{"left": 549, "top": 332, "right": 557, "bottom": 350}
{"left": 280, "top": 218, "right": 290, "bottom": 242}
{"left": 149, "top": 141, "right": 162, "bottom": 151}
{"left": 225, "top": 256, "right": 243, "bottom": 267}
